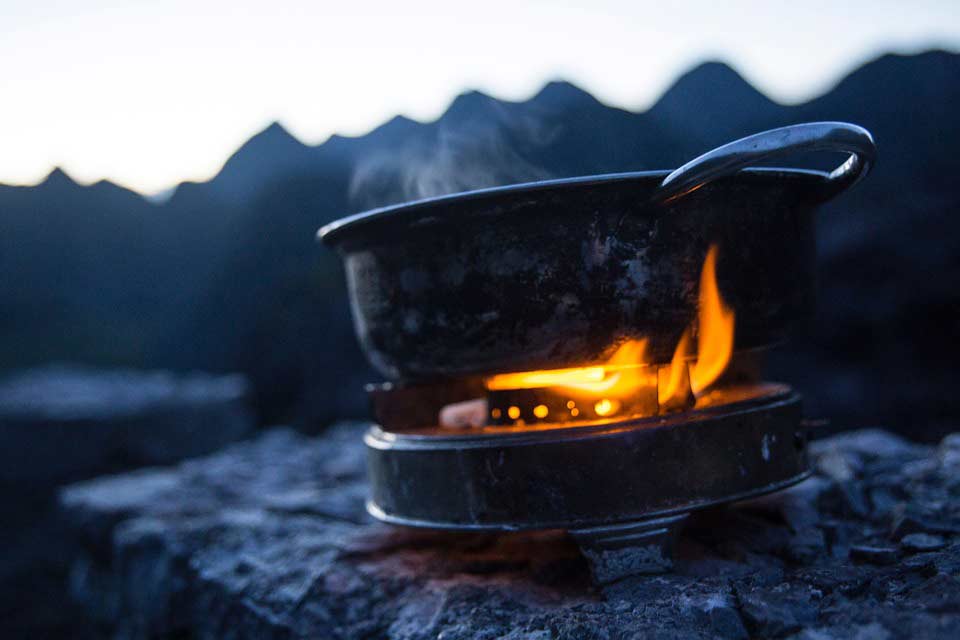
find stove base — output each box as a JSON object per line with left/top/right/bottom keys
{"left": 364, "top": 386, "right": 810, "bottom": 583}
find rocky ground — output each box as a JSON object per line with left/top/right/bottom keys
{"left": 0, "top": 366, "right": 254, "bottom": 637}
{"left": 60, "top": 424, "right": 960, "bottom": 639}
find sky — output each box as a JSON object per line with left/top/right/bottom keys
{"left": 2, "top": 0, "right": 958, "bottom": 194}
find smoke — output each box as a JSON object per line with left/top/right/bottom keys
{"left": 348, "top": 100, "right": 558, "bottom": 209}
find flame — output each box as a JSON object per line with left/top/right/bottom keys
{"left": 487, "top": 339, "right": 651, "bottom": 396}
{"left": 658, "top": 328, "right": 692, "bottom": 407}
{"left": 484, "top": 243, "right": 735, "bottom": 420}
{"left": 486, "top": 366, "right": 607, "bottom": 391}
{"left": 690, "top": 245, "right": 735, "bottom": 395}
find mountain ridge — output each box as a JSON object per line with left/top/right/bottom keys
{"left": 9, "top": 50, "right": 952, "bottom": 201}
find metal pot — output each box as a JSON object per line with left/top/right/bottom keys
{"left": 319, "top": 122, "right": 876, "bottom": 381}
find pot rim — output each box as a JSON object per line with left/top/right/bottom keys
{"left": 317, "top": 166, "right": 830, "bottom": 247}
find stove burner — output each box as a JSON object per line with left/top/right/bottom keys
{"left": 322, "top": 124, "right": 876, "bottom": 585}
{"left": 363, "top": 383, "right": 809, "bottom": 583}
{"left": 487, "top": 382, "right": 659, "bottom": 426}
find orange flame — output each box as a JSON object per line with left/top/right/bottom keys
{"left": 487, "top": 339, "right": 652, "bottom": 396}
{"left": 658, "top": 329, "right": 692, "bottom": 407}
{"left": 484, "top": 243, "right": 734, "bottom": 419}
{"left": 690, "top": 245, "right": 735, "bottom": 395}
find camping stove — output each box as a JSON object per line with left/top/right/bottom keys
{"left": 362, "top": 371, "right": 809, "bottom": 584}
{"left": 317, "top": 124, "right": 876, "bottom": 584}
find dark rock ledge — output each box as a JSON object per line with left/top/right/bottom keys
{"left": 0, "top": 366, "right": 253, "bottom": 637}
{"left": 61, "top": 426, "right": 960, "bottom": 639}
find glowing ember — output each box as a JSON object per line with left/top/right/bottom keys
{"left": 594, "top": 398, "right": 619, "bottom": 416}
{"left": 438, "top": 398, "right": 488, "bottom": 428}
{"left": 481, "top": 243, "right": 736, "bottom": 424}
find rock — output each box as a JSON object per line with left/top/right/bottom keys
{"left": 938, "top": 434, "right": 960, "bottom": 470}
{"left": 868, "top": 488, "right": 901, "bottom": 519}
{"left": 0, "top": 365, "right": 253, "bottom": 492}
{"left": 0, "top": 366, "right": 254, "bottom": 638}
{"left": 850, "top": 545, "right": 899, "bottom": 566}
{"left": 709, "top": 605, "right": 749, "bottom": 639}
{"left": 904, "top": 573, "right": 960, "bottom": 613}
{"left": 890, "top": 508, "right": 960, "bottom": 540}
{"left": 821, "top": 482, "right": 871, "bottom": 519}
{"left": 739, "top": 597, "right": 805, "bottom": 637}
{"left": 815, "top": 448, "right": 859, "bottom": 482}
{"left": 790, "top": 622, "right": 892, "bottom": 640}
{"left": 901, "top": 533, "right": 947, "bottom": 553}
{"left": 901, "top": 553, "right": 939, "bottom": 577}
{"left": 811, "top": 429, "right": 927, "bottom": 462}
{"left": 60, "top": 427, "right": 960, "bottom": 639}
{"left": 786, "top": 527, "right": 829, "bottom": 565}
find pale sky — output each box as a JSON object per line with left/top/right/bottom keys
{"left": 2, "top": 0, "right": 958, "bottom": 194}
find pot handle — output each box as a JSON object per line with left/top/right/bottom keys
{"left": 652, "top": 122, "right": 876, "bottom": 205}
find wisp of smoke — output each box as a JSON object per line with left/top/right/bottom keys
{"left": 349, "top": 102, "right": 557, "bottom": 209}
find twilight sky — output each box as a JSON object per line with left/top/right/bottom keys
{"left": 2, "top": 0, "right": 958, "bottom": 194}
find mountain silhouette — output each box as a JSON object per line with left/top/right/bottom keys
{"left": 200, "top": 121, "right": 318, "bottom": 207}
{"left": 648, "top": 61, "right": 783, "bottom": 150}
{"left": 1, "top": 50, "right": 958, "bottom": 435}
{"left": 529, "top": 81, "right": 602, "bottom": 111}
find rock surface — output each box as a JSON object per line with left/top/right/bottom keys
{"left": 0, "top": 366, "right": 254, "bottom": 638}
{"left": 0, "top": 365, "right": 253, "bottom": 492}
{"left": 62, "top": 425, "right": 960, "bottom": 639}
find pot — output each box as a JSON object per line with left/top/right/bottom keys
{"left": 319, "top": 122, "right": 876, "bottom": 381}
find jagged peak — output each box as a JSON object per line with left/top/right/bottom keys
{"left": 529, "top": 80, "right": 598, "bottom": 109}
{"left": 676, "top": 60, "right": 744, "bottom": 81}
{"left": 91, "top": 178, "right": 130, "bottom": 190}
{"left": 44, "top": 166, "right": 73, "bottom": 182}
{"left": 450, "top": 88, "right": 494, "bottom": 105}
{"left": 245, "top": 120, "right": 305, "bottom": 148}
{"left": 40, "top": 166, "right": 78, "bottom": 188}
{"left": 90, "top": 178, "right": 140, "bottom": 195}
{"left": 831, "top": 48, "right": 960, "bottom": 87}
{"left": 385, "top": 114, "right": 417, "bottom": 127}
{"left": 375, "top": 114, "right": 420, "bottom": 134}
{"left": 649, "top": 61, "right": 773, "bottom": 117}
{"left": 209, "top": 120, "right": 311, "bottom": 195}
{"left": 442, "top": 89, "right": 500, "bottom": 121}
{"left": 868, "top": 48, "right": 957, "bottom": 67}
{"left": 654, "top": 60, "right": 769, "bottom": 106}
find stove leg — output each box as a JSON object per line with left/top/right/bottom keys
{"left": 569, "top": 513, "right": 689, "bottom": 584}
